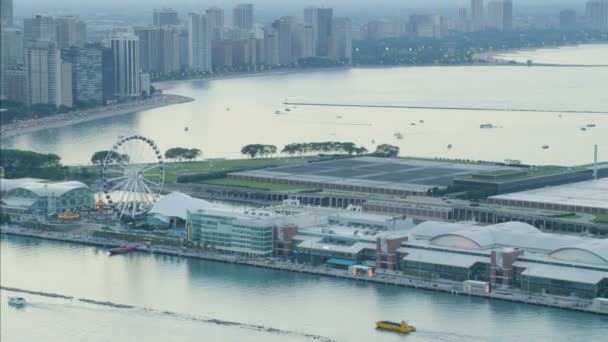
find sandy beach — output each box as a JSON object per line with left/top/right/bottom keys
{"left": 0, "top": 94, "right": 194, "bottom": 139}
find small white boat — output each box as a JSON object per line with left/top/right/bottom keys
{"left": 447, "top": 144, "right": 453, "bottom": 149}
{"left": 394, "top": 132, "right": 404, "bottom": 140}
{"left": 8, "top": 296, "right": 26, "bottom": 307}
{"left": 542, "top": 145, "right": 549, "bottom": 149}
{"left": 480, "top": 123, "right": 494, "bottom": 129}
{"left": 586, "top": 124, "right": 596, "bottom": 128}
{"left": 274, "top": 110, "right": 281, "bottom": 115}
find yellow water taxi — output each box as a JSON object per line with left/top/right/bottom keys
{"left": 375, "top": 321, "right": 416, "bottom": 334}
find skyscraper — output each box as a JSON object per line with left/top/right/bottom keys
{"left": 316, "top": 8, "right": 333, "bottom": 57}
{"left": 272, "top": 18, "right": 293, "bottom": 65}
{"left": 110, "top": 33, "right": 140, "bottom": 98}
{"left": 457, "top": 8, "right": 469, "bottom": 32}
{"left": 188, "top": 13, "right": 212, "bottom": 72}
{"left": 25, "top": 40, "right": 62, "bottom": 106}
{"left": 23, "top": 15, "right": 57, "bottom": 43}
{"left": 233, "top": 4, "right": 254, "bottom": 31}
{"left": 153, "top": 8, "right": 179, "bottom": 27}
{"left": 4, "top": 67, "right": 28, "bottom": 104}
{"left": 158, "top": 25, "right": 180, "bottom": 73}
{"left": 0, "top": 27, "right": 23, "bottom": 97}
{"left": 586, "top": 0, "right": 608, "bottom": 32}
{"left": 55, "top": 16, "right": 87, "bottom": 49}
{"left": 330, "top": 17, "right": 352, "bottom": 61}
{"left": 206, "top": 7, "right": 225, "bottom": 41}
{"left": 301, "top": 24, "right": 316, "bottom": 58}
{"left": 263, "top": 25, "right": 279, "bottom": 65}
{"left": 0, "top": 0, "right": 13, "bottom": 27}
{"left": 134, "top": 27, "right": 160, "bottom": 73}
{"left": 488, "top": 1, "right": 513, "bottom": 31}
{"left": 471, "top": 0, "right": 484, "bottom": 31}
{"left": 62, "top": 46, "right": 103, "bottom": 104}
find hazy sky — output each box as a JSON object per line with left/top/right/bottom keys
{"left": 15, "top": 0, "right": 589, "bottom": 20}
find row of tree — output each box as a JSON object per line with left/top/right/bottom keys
{"left": 240, "top": 142, "right": 400, "bottom": 158}
{"left": 164, "top": 147, "right": 202, "bottom": 161}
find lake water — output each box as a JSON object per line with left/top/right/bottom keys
{"left": 2, "top": 45, "right": 607, "bottom": 166}
{"left": 2, "top": 235, "right": 607, "bottom": 342}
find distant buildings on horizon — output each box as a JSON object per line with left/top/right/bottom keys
{"left": 1, "top": 0, "right": 608, "bottom": 107}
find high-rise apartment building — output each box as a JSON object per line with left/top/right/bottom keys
{"left": 153, "top": 8, "right": 179, "bottom": 27}
{"left": 471, "top": 0, "right": 484, "bottom": 31}
{"left": 272, "top": 18, "right": 293, "bottom": 65}
{"left": 457, "top": 8, "right": 470, "bottom": 32}
{"left": 4, "top": 67, "right": 28, "bottom": 104}
{"left": 315, "top": 8, "right": 333, "bottom": 57}
{"left": 158, "top": 25, "right": 180, "bottom": 73}
{"left": 101, "top": 46, "right": 114, "bottom": 102}
{"left": 178, "top": 28, "right": 189, "bottom": 70}
{"left": 110, "top": 33, "right": 140, "bottom": 98}
{"left": 586, "top": 0, "right": 608, "bottom": 31}
{"left": 263, "top": 25, "right": 279, "bottom": 65}
{"left": 1, "top": 0, "right": 13, "bottom": 27}
{"left": 488, "top": 1, "right": 513, "bottom": 31}
{"left": 0, "top": 27, "right": 22, "bottom": 97}
{"left": 303, "top": 7, "right": 318, "bottom": 54}
{"left": 330, "top": 17, "right": 352, "bottom": 61}
{"left": 233, "top": 4, "right": 254, "bottom": 30}
{"left": 188, "top": 13, "right": 212, "bottom": 72}
{"left": 25, "top": 40, "right": 62, "bottom": 106}
{"left": 134, "top": 27, "right": 160, "bottom": 73}
{"left": 62, "top": 46, "right": 103, "bottom": 104}
{"left": 206, "top": 7, "right": 225, "bottom": 41}
{"left": 23, "top": 15, "right": 57, "bottom": 43}
{"left": 55, "top": 16, "right": 87, "bottom": 49}
{"left": 301, "top": 24, "right": 316, "bottom": 58}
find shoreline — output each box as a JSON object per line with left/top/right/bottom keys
{"left": 2, "top": 226, "right": 606, "bottom": 316}
{"left": 0, "top": 94, "right": 194, "bottom": 139}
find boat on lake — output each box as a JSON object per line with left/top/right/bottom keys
{"left": 542, "top": 145, "right": 550, "bottom": 149}
{"left": 480, "top": 123, "right": 494, "bottom": 129}
{"left": 8, "top": 297, "right": 26, "bottom": 307}
{"left": 376, "top": 321, "right": 416, "bottom": 334}
{"left": 108, "top": 244, "right": 136, "bottom": 256}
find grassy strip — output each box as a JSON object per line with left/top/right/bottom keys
{"left": 204, "top": 178, "right": 318, "bottom": 192}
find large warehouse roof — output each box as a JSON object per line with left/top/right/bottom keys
{"left": 7, "top": 180, "right": 90, "bottom": 197}
{"left": 489, "top": 178, "right": 608, "bottom": 210}
{"left": 0, "top": 178, "right": 45, "bottom": 193}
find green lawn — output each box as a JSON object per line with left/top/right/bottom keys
{"left": 204, "top": 178, "right": 318, "bottom": 192}
{"left": 592, "top": 215, "right": 608, "bottom": 224}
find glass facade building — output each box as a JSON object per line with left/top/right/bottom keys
{"left": 62, "top": 46, "right": 103, "bottom": 104}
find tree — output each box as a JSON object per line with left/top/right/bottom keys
{"left": 183, "top": 148, "right": 202, "bottom": 161}
{"left": 240, "top": 144, "right": 276, "bottom": 158}
{"left": 374, "top": 144, "right": 400, "bottom": 157}
{"left": 165, "top": 147, "right": 189, "bottom": 161}
{"left": 91, "top": 150, "right": 130, "bottom": 165}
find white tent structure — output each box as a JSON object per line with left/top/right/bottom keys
{"left": 148, "top": 192, "right": 215, "bottom": 225}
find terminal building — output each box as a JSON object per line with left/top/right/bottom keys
{"left": 0, "top": 178, "right": 94, "bottom": 221}
{"left": 399, "top": 221, "right": 608, "bottom": 299}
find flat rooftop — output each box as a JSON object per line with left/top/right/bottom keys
{"left": 489, "top": 178, "right": 608, "bottom": 210}
{"left": 232, "top": 157, "right": 511, "bottom": 193}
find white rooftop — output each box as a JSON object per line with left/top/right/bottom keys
{"left": 516, "top": 262, "right": 607, "bottom": 284}
{"left": 149, "top": 192, "right": 214, "bottom": 220}
{"left": 489, "top": 178, "right": 608, "bottom": 210}
{"left": 401, "top": 248, "right": 488, "bottom": 268}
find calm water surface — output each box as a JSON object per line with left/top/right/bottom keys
{"left": 1, "top": 236, "right": 607, "bottom": 342}
{"left": 2, "top": 46, "right": 607, "bottom": 166}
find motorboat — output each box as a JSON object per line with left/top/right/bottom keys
{"left": 480, "top": 123, "right": 494, "bottom": 129}
{"left": 8, "top": 296, "right": 26, "bottom": 307}
{"left": 394, "top": 132, "right": 404, "bottom": 140}
{"left": 542, "top": 145, "right": 550, "bottom": 149}
{"left": 376, "top": 321, "right": 416, "bottom": 334}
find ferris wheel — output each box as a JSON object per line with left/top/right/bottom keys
{"left": 101, "top": 135, "right": 165, "bottom": 219}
